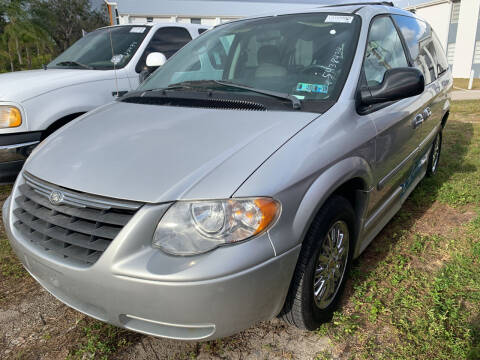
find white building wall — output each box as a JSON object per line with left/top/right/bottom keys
{"left": 415, "top": 2, "right": 451, "bottom": 49}
{"left": 117, "top": 14, "right": 232, "bottom": 26}
{"left": 452, "top": 0, "right": 480, "bottom": 78}
{"left": 118, "top": 15, "right": 129, "bottom": 24}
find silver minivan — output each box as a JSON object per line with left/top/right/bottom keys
{"left": 3, "top": 3, "right": 452, "bottom": 340}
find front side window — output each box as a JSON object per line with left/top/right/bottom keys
{"left": 48, "top": 26, "right": 150, "bottom": 70}
{"left": 136, "top": 27, "right": 193, "bottom": 73}
{"left": 139, "top": 13, "right": 361, "bottom": 103}
{"left": 362, "top": 16, "right": 408, "bottom": 87}
{"left": 392, "top": 15, "right": 439, "bottom": 84}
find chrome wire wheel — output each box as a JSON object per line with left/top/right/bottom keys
{"left": 313, "top": 220, "right": 349, "bottom": 309}
{"left": 431, "top": 134, "right": 441, "bottom": 173}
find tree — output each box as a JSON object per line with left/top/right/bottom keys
{"left": 30, "top": 0, "right": 108, "bottom": 52}
{"left": 0, "top": 0, "right": 108, "bottom": 72}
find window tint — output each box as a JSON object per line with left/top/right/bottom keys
{"left": 198, "top": 28, "right": 208, "bottom": 35}
{"left": 392, "top": 15, "right": 439, "bottom": 84}
{"left": 363, "top": 16, "right": 408, "bottom": 86}
{"left": 136, "top": 27, "right": 192, "bottom": 73}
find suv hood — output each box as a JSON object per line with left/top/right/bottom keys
{"left": 0, "top": 69, "right": 115, "bottom": 102}
{"left": 25, "top": 102, "right": 318, "bottom": 203}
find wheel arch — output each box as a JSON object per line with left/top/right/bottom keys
{"left": 41, "top": 112, "right": 86, "bottom": 140}
{"left": 292, "top": 157, "right": 373, "bottom": 254}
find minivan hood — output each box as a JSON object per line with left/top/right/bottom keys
{"left": 25, "top": 102, "right": 318, "bottom": 203}
{"left": 0, "top": 69, "right": 114, "bottom": 102}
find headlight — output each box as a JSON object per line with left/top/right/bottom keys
{"left": 0, "top": 106, "right": 22, "bottom": 129}
{"left": 153, "top": 198, "right": 281, "bottom": 256}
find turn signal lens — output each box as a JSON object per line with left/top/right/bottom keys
{"left": 0, "top": 106, "right": 22, "bottom": 129}
{"left": 253, "top": 198, "right": 279, "bottom": 235}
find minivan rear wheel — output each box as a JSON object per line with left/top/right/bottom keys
{"left": 427, "top": 131, "right": 442, "bottom": 177}
{"left": 280, "top": 195, "right": 354, "bottom": 330}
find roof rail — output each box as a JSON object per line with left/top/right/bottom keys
{"left": 320, "top": 1, "right": 395, "bottom": 7}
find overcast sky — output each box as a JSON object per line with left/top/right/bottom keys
{"left": 90, "top": 0, "right": 433, "bottom": 10}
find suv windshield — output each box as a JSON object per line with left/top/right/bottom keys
{"left": 48, "top": 26, "right": 151, "bottom": 70}
{"left": 139, "top": 13, "right": 360, "bottom": 104}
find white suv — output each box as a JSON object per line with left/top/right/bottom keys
{"left": 0, "top": 23, "right": 207, "bottom": 183}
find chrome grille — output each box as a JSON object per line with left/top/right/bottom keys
{"left": 13, "top": 172, "right": 142, "bottom": 267}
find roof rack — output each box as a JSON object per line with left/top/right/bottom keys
{"left": 320, "top": 1, "right": 395, "bottom": 7}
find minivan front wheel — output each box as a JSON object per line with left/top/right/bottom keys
{"left": 280, "top": 195, "right": 354, "bottom": 330}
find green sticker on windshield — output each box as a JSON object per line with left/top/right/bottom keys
{"left": 296, "top": 83, "right": 328, "bottom": 94}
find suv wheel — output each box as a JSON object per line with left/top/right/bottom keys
{"left": 427, "top": 131, "right": 442, "bottom": 177}
{"left": 280, "top": 195, "right": 354, "bottom": 330}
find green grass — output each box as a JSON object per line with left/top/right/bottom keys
{"left": 409, "top": 101, "right": 480, "bottom": 207}
{"left": 320, "top": 101, "right": 480, "bottom": 359}
{"left": 454, "top": 78, "right": 480, "bottom": 90}
{"left": 67, "top": 319, "right": 136, "bottom": 360}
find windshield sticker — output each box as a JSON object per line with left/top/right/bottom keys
{"left": 296, "top": 83, "right": 328, "bottom": 94}
{"left": 111, "top": 54, "right": 125, "bottom": 64}
{"left": 130, "top": 27, "right": 146, "bottom": 33}
{"left": 325, "top": 15, "right": 354, "bottom": 24}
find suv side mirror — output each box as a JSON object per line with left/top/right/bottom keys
{"left": 359, "top": 67, "right": 425, "bottom": 106}
{"left": 146, "top": 52, "right": 167, "bottom": 68}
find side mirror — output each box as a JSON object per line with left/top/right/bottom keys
{"left": 359, "top": 67, "right": 425, "bottom": 106}
{"left": 146, "top": 52, "right": 167, "bottom": 68}
{"left": 139, "top": 52, "right": 167, "bottom": 83}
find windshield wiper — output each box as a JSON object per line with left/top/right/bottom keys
{"left": 214, "top": 80, "right": 302, "bottom": 110}
{"left": 140, "top": 81, "right": 212, "bottom": 94}
{"left": 140, "top": 80, "right": 302, "bottom": 110}
{"left": 55, "top": 61, "right": 94, "bottom": 70}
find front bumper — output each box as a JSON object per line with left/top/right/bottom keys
{"left": 0, "top": 132, "right": 41, "bottom": 183}
{"left": 3, "top": 190, "right": 300, "bottom": 340}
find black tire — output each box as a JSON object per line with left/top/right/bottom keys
{"left": 280, "top": 195, "right": 355, "bottom": 330}
{"left": 427, "top": 130, "right": 442, "bottom": 177}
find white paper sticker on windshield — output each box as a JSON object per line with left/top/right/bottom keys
{"left": 130, "top": 27, "right": 146, "bottom": 33}
{"left": 325, "top": 15, "right": 354, "bottom": 24}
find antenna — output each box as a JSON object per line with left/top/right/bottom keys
{"left": 109, "top": 28, "right": 120, "bottom": 97}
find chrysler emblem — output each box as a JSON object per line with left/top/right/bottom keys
{"left": 49, "top": 191, "right": 64, "bottom": 206}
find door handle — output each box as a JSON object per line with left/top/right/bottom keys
{"left": 412, "top": 114, "right": 424, "bottom": 129}
{"left": 423, "top": 107, "right": 432, "bottom": 119}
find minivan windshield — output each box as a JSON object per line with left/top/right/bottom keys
{"left": 139, "top": 13, "right": 360, "bottom": 103}
{"left": 48, "top": 26, "right": 150, "bottom": 70}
